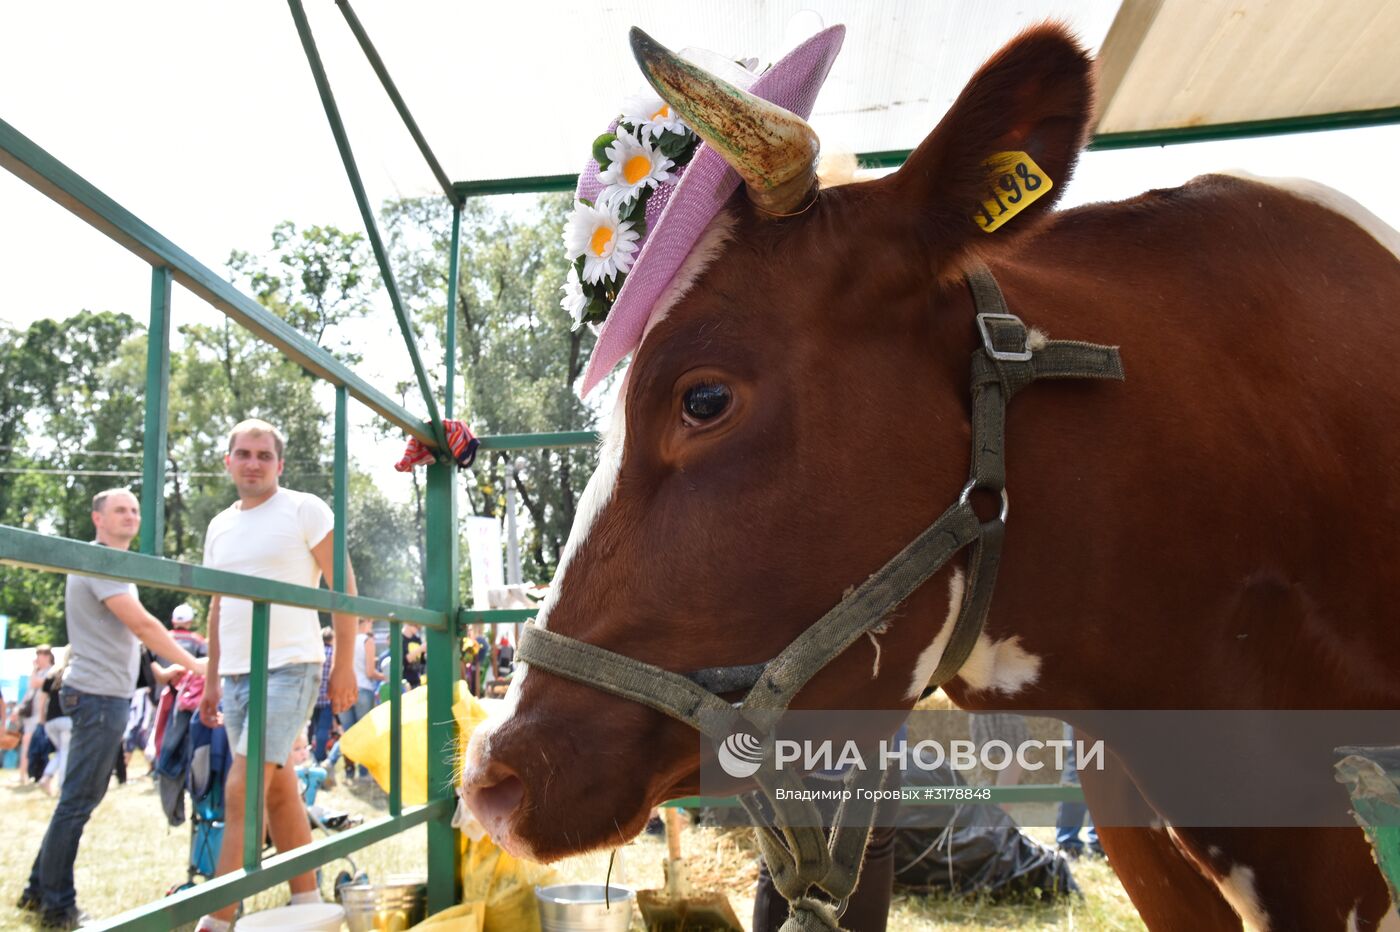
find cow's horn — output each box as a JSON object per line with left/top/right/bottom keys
{"left": 629, "top": 27, "right": 819, "bottom": 216}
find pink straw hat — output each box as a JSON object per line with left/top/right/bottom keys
{"left": 568, "top": 25, "right": 846, "bottom": 397}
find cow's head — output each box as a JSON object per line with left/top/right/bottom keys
{"left": 463, "top": 23, "right": 1093, "bottom": 861}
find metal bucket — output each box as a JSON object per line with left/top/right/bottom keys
{"left": 535, "top": 884, "right": 636, "bottom": 932}
{"left": 339, "top": 876, "right": 427, "bottom": 932}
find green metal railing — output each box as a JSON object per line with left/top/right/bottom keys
{"left": 0, "top": 126, "right": 464, "bottom": 932}
{"left": 0, "top": 3, "right": 480, "bottom": 927}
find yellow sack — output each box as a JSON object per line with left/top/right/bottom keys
{"left": 460, "top": 833, "right": 558, "bottom": 932}
{"left": 350, "top": 684, "right": 556, "bottom": 931}
{"left": 339, "top": 681, "right": 486, "bottom": 805}
{"left": 410, "top": 902, "right": 485, "bottom": 931}
{"left": 452, "top": 697, "right": 558, "bottom": 932}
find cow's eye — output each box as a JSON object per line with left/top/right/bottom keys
{"left": 682, "top": 382, "right": 732, "bottom": 423}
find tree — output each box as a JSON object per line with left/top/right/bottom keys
{"left": 0, "top": 311, "right": 145, "bottom": 644}
{"left": 227, "top": 221, "right": 375, "bottom": 362}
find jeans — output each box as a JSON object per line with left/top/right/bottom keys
{"left": 222, "top": 663, "right": 322, "bottom": 765}
{"left": 337, "top": 687, "right": 377, "bottom": 777}
{"left": 310, "top": 703, "right": 334, "bottom": 763}
{"left": 25, "top": 688, "right": 128, "bottom": 913}
{"left": 1055, "top": 722, "right": 1099, "bottom": 849}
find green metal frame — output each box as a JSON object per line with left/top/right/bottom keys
{"left": 451, "top": 106, "right": 1400, "bottom": 198}
{"left": 140, "top": 266, "right": 173, "bottom": 557}
{"left": 0, "top": 5, "right": 485, "bottom": 926}
{"left": 0, "top": 161, "right": 458, "bottom": 932}
{"left": 0, "top": 528, "right": 445, "bottom": 628}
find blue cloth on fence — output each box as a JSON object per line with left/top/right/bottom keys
{"left": 189, "top": 713, "right": 230, "bottom": 821}
{"left": 157, "top": 707, "right": 192, "bottom": 780}
{"left": 158, "top": 707, "right": 194, "bottom": 825}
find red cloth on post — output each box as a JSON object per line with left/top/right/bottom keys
{"left": 394, "top": 419, "right": 479, "bottom": 472}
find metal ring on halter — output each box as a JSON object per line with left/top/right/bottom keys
{"left": 958, "top": 480, "right": 1010, "bottom": 524}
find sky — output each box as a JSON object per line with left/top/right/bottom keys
{"left": 2, "top": 2, "right": 1398, "bottom": 505}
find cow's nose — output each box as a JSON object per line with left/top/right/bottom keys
{"left": 462, "top": 756, "right": 526, "bottom": 841}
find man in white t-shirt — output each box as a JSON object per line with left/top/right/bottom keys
{"left": 196, "top": 419, "right": 358, "bottom": 932}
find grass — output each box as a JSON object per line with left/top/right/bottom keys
{"left": 0, "top": 755, "right": 1145, "bottom": 931}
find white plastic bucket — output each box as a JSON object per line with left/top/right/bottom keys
{"left": 236, "top": 902, "right": 346, "bottom": 931}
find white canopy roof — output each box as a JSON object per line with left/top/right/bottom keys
{"left": 1094, "top": 0, "right": 1400, "bottom": 136}
{"left": 4, "top": 1, "right": 1395, "bottom": 205}
{"left": 433, "top": 0, "right": 1400, "bottom": 187}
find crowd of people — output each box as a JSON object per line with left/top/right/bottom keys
{"left": 8, "top": 616, "right": 209, "bottom": 794}
{"left": 462, "top": 624, "right": 515, "bottom": 698}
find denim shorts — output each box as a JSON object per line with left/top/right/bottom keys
{"left": 222, "top": 662, "right": 321, "bottom": 766}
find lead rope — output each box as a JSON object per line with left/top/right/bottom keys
{"left": 515, "top": 266, "right": 1124, "bottom": 932}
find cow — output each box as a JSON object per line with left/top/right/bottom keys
{"left": 463, "top": 22, "right": 1400, "bottom": 931}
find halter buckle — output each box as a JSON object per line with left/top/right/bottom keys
{"left": 976, "top": 312, "right": 1032, "bottom": 362}
{"left": 959, "top": 480, "right": 1010, "bottom": 524}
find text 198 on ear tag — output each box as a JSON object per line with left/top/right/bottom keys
{"left": 973, "top": 151, "right": 1052, "bottom": 233}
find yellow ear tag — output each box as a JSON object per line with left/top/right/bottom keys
{"left": 973, "top": 151, "right": 1052, "bottom": 233}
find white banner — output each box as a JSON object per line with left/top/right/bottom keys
{"left": 464, "top": 516, "right": 505, "bottom": 611}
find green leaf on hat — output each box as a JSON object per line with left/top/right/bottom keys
{"left": 585, "top": 294, "right": 610, "bottom": 322}
{"left": 656, "top": 130, "right": 695, "bottom": 160}
{"left": 592, "top": 133, "right": 618, "bottom": 169}
{"left": 603, "top": 271, "right": 627, "bottom": 303}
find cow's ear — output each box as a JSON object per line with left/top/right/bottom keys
{"left": 887, "top": 23, "right": 1094, "bottom": 280}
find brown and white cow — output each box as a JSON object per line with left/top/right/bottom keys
{"left": 464, "top": 23, "right": 1400, "bottom": 931}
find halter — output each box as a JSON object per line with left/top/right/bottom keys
{"left": 518, "top": 266, "right": 1124, "bottom": 931}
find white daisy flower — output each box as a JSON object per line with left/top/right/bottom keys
{"left": 560, "top": 266, "right": 588, "bottom": 331}
{"left": 621, "top": 92, "right": 688, "bottom": 138}
{"left": 563, "top": 201, "right": 640, "bottom": 285}
{"left": 597, "top": 131, "right": 674, "bottom": 209}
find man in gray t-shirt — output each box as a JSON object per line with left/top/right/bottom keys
{"left": 19, "top": 488, "right": 206, "bottom": 929}
{"left": 63, "top": 573, "right": 140, "bottom": 698}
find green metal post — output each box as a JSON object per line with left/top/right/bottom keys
{"left": 244, "top": 601, "right": 270, "bottom": 871}
{"left": 334, "top": 387, "right": 348, "bottom": 596}
{"left": 445, "top": 204, "right": 461, "bottom": 421}
{"left": 424, "top": 459, "right": 460, "bottom": 912}
{"left": 389, "top": 622, "right": 403, "bottom": 817}
{"left": 140, "top": 266, "right": 172, "bottom": 556}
